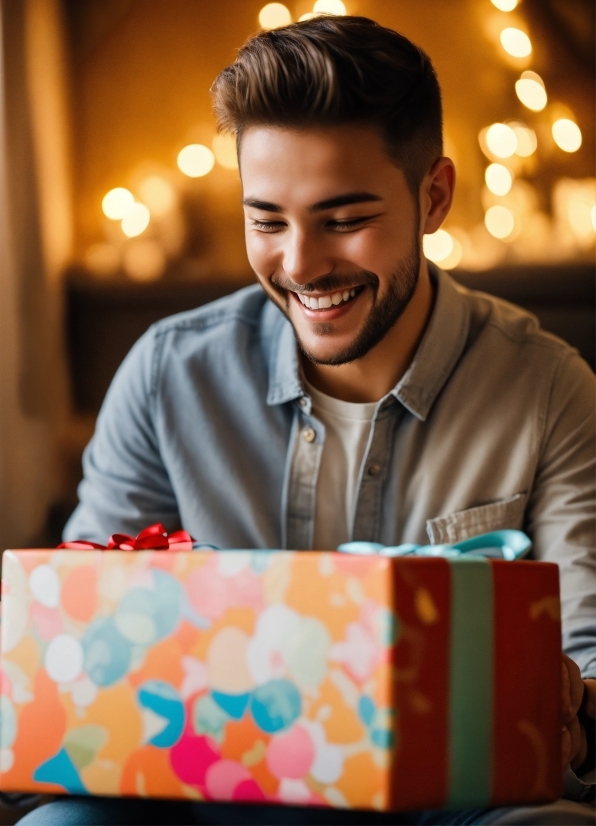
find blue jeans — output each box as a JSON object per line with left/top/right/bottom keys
{"left": 15, "top": 797, "right": 595, "bottom": 825}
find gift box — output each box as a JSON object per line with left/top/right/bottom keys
{"left": 0, "top": 547, "right": 562, "bottom": 811}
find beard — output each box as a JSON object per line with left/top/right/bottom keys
{"left": 266, "top": 238, "right": 421, "bottom": 367}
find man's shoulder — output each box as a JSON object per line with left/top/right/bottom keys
{"left": 452, "top": 275, "right": 580, "bottom": 363}
{"left": 149, "top": 282, "right": 272, "bottom": 339}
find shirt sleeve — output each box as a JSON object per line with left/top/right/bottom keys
{"left": 526, "top": 349, "right": 596, "bottom": 679}
{"left": 63, "top": 327, "right": 180, "bottom": 543}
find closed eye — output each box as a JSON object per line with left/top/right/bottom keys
{"left": 327, "top": 214, "right": 383, "bottom": 232}
{"left": 251, "top": 219, "right": 285, "bottom": 232}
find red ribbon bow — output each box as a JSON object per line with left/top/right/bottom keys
{"left": 57, "top": 523, "right": 195, "bottom": 551}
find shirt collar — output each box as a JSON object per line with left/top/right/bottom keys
{"left": 266, "top": 305, "right": 303, "bottom": 406}
{"left": 392, "top": 264, "right": 470, "bottom": 421}
{"left": 266, "top": 264, "right": 470, "bottom": 417}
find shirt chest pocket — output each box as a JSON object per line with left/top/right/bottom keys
{"left": 425, "top": 492, "right": 528, "bottom": 545}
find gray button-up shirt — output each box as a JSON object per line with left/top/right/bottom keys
{"left": 65, "top": 266, "right": 596, "bottom": 677}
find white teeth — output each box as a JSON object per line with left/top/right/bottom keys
{"left": 296, "top": 287, "right": 360, "bottom": 310}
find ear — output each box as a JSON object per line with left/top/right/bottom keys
{"left": 419, "top": 157, "right": 456, "bottom": 236}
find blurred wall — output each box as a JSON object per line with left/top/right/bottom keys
{"left": 0, "top": 0, "right": 72, "bottom": 548}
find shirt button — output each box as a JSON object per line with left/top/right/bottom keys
{"left": 368, "top": 463, "right": 381, "bottom": 476}
{"left": 298, "top": 397, "right": 307, "bottom": 408}
{"left": 302, "top": 427, "right": 316, "bottom": 443}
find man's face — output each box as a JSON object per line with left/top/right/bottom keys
{"left": 240, "top": 124, "right": 421, "bottom": 365}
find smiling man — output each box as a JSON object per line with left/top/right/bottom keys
{"left": 50, "top": 14, "right": 596, "bottom": 826}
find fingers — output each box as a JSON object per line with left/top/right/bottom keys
{"left": 561, "top": 724, "right": 571, "bottom": 770}
{"left": 561, "top": 653, "right": 584, "bottom": 722}
{"left": 570, "top": 718, "right": 588, "bottom": 771}
{"left": 584, "top": 678, "right": 596, "bottom": 719}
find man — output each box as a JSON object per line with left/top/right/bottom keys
{"left": 23, "top": 14, "right": 594, "bottom": 826}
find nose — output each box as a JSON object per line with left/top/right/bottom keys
{"left": 281, "top": 227, "right": 334, "bottom": 287}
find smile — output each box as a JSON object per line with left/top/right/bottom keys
{"left": 295, "top": 287, "right": 360, "bottom": 310}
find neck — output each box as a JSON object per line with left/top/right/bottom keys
{"left": 302, "top": 260, "right": 435, "bottom": 403}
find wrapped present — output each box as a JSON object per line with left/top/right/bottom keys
{"left": 0, "top": 547, "right": 561, "bottom": 811}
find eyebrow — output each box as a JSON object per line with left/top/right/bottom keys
{"left": 242, "top": 191, "right": 383, "bottom": 213}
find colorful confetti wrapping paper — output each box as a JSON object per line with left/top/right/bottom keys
{"left": 0, "top": 549, "right": 562, "bottom": 811}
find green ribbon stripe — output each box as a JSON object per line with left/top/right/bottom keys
{"left": 447, "top": 557, "right": 494, "bottom": 809}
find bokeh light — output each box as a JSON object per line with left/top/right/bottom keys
{"left": 177, "top": 144, "right": 215, "bottom": 177}
{"left": 423, "top": 229, "right": 462, "bottom": 269}
{"left": 499, "top": 28, "right": 532, "bottom": 58}
{"left": 490, "top": 0, "right": 517, "bottom": 10}
{"left": 423, "top": 229, "right": 453, "bottom": 261}
{"left": 84, "top": 242, "right": 120, "bottom": 277}
{"left": 299, "top": 12, "right": 316, "bottom": 21}
{"left": 121, "top": 203, "right": 150, "bottom": 237}
{"left": 438, "top": 237, "right": 462, "bottom": 269}
{"left": 485, "top": 164, "right": 513, "bottom": 196}
{"left": 552, "top": 119, "right": 582, "bottom": 153}
{"left": 509, "top": 122, "right": 537, "bottom": 157}
{"left": 485, "top": 123, "right": 517, "bottom": 158}
{"left": 258, "top": 3, "right": 292, "bottom": 29}
{"left": 485, "top": 205, "right": 515, "bottom": 239}
{"left": 137, "top": 176, "right": 176, "bottom": 217}
{"left": 592, "top": 206, "right": 596, "bottom": 233}
{"left": 515, "top": 71, "right": 547, "bottom": 111}
{"left": 212, "top": 133, "right": 239, "bottom": 170}
{"left": 313, "top": 0, "right": 347, "bottom": 13}
{"left": 123, "top": 239, "right": 166, "bottom": 281}
{"left": 102, "top": 187, "right": 134, "bottom": 220}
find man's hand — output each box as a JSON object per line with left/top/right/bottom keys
{"left": 561, "top": 652, "right": 595, "bottom": 772}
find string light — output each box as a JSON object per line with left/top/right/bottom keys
{"left": 177, "top": 144, "right": 215, "bottom": 177}
{"left": 485, "top": 164, "right": 513, "bottom": 196}
{"left": 84, "top": 243, "right": 120, "bottom": 276}
{"left": 485, "top": 205, "right": 515, "bottom": 239}
{"left": 515, "top": 71, "right": 547, "bottom": 111}
{"left": 423, "top": 230, "right": 462, "bottom": 269}
{"left": 485, "top": 123, "right": 517, "bottom": 158}
{"left": 500, "top": 28, "right": 532, "bottom": 58}
{"left": 212, "top": 133, "right": 239, "bottom": 170}
{"left": 313, "top": 0, "right": 347, "bottom": 13}
{"left": 552, "top": 119, "right": 582, "bottom": 153}
{"left": 121, "top": 203, "right": 150, "bottom": 237}
{"left": 123, "top": 239, "right": 166, "bottom": 281}
{"left": 137, "top": 176, "right": 176, "bottom": 217}
{"left": 258, "top": 3, "right": 292, "bottom": 29}
{"left": 490, "top": 0, "right": 517, "bottom": 10}
{"left": 509, "top": 122, "right": 537, "bottom": 157}
{"left": 423, "top": 229, "right": 453, "bottom": 261}
{"left": 102, "top": 187, "right": 134, "bottom": 220}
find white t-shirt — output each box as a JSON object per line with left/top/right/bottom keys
{"left": 305, "top": 380, "right": 377, "bottom": 550}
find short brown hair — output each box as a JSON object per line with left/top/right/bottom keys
{"left": 211, "top": 15, "right": 443, "bottom": 193}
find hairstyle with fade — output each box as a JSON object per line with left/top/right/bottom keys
{"left": 211, "top": 15, "right": 443, "bottom": 195}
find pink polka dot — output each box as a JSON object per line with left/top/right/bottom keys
{"left": 266, "top": 725, "right": 315, "bottom": 780}
{"left": 232, "top": 778, "right": 267, "bottom": 803}
{"left": 31, "top": 603, "right": 62, "bottom": 640}
{"left": 1, "top": 672, "right": 12, "bottom": 698}
{"left": 185, "top": 561, "right": 228, "bottom": 620}
{"left": 228, "top": 570, "right": 264, "bottom": 611}
{"left": 204, "top": 759, "right": 251, "bottom": 801}
{"left": 169, "top": 729, "right": 219, "bottom": 786}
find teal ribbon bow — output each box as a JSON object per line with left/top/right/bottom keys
{"left": 336, "top": 529, "right": 532, "bottom": 561}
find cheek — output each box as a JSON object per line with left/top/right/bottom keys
{"left": 340, "top": 229, "right": 396, "bottom": 272}
{"left": 245, "top": 231, "right": 274, "bottom": 275}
